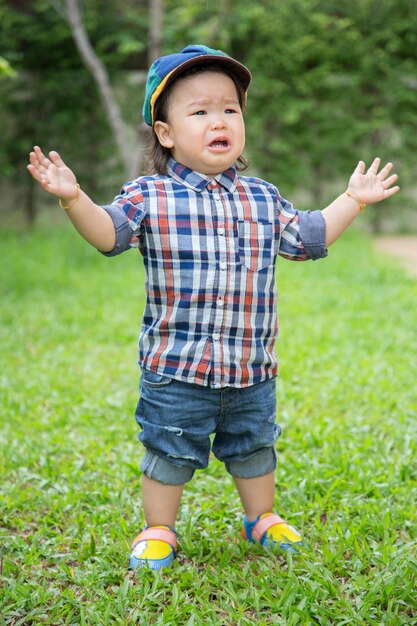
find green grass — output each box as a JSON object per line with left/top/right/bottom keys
{"left": 0, "top": 221, "right": 416, "bottom": 625}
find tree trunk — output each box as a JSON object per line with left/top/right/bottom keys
{"left": 53, "top": 0, "right": 164, "bottom": 180}
{"left": 149, "top": 0, "right": 163, "bottom": 65}
{"left": 64, "top": 0, "right": 133, "bottom": 175}
{"left": 130, "top": 0, "right": 164, "bottom": 178}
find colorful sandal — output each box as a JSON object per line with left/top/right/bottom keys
{"left": 241, "top": 512, "right": 302, "bottom": 553}
{"left": 129, "top": 525, "right": 177, "bottom": 571}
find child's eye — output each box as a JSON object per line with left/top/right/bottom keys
{"left": 225, "top": 108, "right": 238, "bottom": 114}
{"left": 193, "top": 110, "right": 206, "bottom": 116}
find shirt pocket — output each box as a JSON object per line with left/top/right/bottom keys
{"left": 237, "top": 220, "right": 274, "bottom": 271}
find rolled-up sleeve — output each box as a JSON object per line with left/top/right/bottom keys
{"left": 277, "top": 193, "right": 328, "bottom": 261}
{"left": 100, "top": 204, "right": 132, "bottom": 257}
{"left": 99, "top": 180, "right": 146, "bottom": 257}
{"left": 298, "top": 210, "right": 328, "bottom": 260}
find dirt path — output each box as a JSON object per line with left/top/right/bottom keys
{"left": 374, "top": 236, "right": 417, "bottom": 277}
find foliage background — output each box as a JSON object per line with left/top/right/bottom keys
{"left": 0, "top": 0, "right": 417, "bottom": 230}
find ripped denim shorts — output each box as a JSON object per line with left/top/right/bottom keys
{"left": 134, "top": 368, "right": 281, "bottom": 485}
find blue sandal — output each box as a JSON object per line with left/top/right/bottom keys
{"left": 129, "top": 525, "right": 177, "bottom": 571}
{"left": 242, "top": 512, "right": 302, "bottom": 553}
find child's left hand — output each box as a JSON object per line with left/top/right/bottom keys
{"left": 347, "top": 158, "right": 399, "bottom": 205}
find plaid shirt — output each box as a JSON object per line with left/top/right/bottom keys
{"left": 102, "top": 158, "right": 327, "bottom": 388}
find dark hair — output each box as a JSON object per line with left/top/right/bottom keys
{"left": 145, "top": 64, "right": 250, "bottom": 175}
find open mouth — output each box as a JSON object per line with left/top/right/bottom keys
{"left": 208, "top": 138, "right": 230, "bottom": 150}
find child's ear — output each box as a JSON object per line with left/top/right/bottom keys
{"left": 154, "top": 121, "right": 174, "bottom": 149}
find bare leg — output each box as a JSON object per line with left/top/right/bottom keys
{"left": 142, "top": 474, "right": 184, "bottom": 528}
{"left": 233, "top": 472, "right": 275, "bottom": 521}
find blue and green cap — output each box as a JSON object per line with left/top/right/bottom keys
{"left": 142, "top": 44, "right": 252, "bottom": 127}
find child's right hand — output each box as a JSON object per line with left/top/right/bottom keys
{"left": 27, "top": 146, "right": 79, "bottom": 202}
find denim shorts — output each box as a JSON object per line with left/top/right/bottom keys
{"left": 134, "top": 368, "right": 281, "bottom": 485}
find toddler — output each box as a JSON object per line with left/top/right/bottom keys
{"left": 28, "top": 44, "right": 399, "bottom": 571}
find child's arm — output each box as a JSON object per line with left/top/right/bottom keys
{"left": 27, "top": 146, "right": 116, "bottom": 252}
{"left": 322, "top": 158, "right": 399, "bottom": 246}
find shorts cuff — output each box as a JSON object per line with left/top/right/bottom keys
{"left": 226, "top": 446, "right": 277, "bottom": 479}
{"left": 141, "top": 449, "right": 195, "bottom": 485}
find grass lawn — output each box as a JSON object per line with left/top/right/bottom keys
{"left": 0, "top": 220, "right": 416, "bottom": 625}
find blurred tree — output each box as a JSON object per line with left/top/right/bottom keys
{"left": 148, "top": 0, "right": 163, "bottom": 63}
{"left": 1, "top": 0, "right": 416, "bottom": 230}
{"left": 164, "top": 0, "right": 417, "bottom": 229}
{"left": 61, "top": 0, "right": 133, "bottom": 173}
{"left": 0, "top": 0, "right": 148, "bottom": 222}
{"left": 130, "top": 0, "right": 164, "bottom": 177}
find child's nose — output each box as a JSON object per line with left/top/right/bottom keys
{"left": 211, "top": 116, "right": 227, "bottom": 129}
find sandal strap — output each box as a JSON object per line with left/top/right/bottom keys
{"left": 252, "top": 513, "right": 286, "bottom": 542}
{"left": 132, "top": 527, "right": 177, "bottom": 550}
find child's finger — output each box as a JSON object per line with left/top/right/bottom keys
{"left": 367, "top": 157, "right": 381, "bottom": 173}
{"left": 384, "top": 185, "right": 400, "bottom": 198}
{"left": 27, "top": 163, "right": 41, "bottom": 182}
{"left": 383, "top": 174, "right": 398, "bottom": 189}
{"left": 354, "top": 160, "right": 366, "bottom": 174}
{"left": 29, "top": 149, "right": 41, "bottom": 166}
{"left": 29, "top": 152, "right": 47, "bottom": 177}
{"left": 33, "top": 146, "right": 51, "bottom": 168}
{"left": 28, "top": 164, "right": 49, "bottom": 188}
{"left": 49, "top": 151, "right": 66, "bottom": 168}
{"left": 377, "top": 162, "right": 393, "bottom": 180}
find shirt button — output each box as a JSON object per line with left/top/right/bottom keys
{"left": 217, "top": 298, "right": 224, "bottom": 307}
{"left": 218, "top": 227, "right": 225, "bottom": 236}
{"left": 220, "top": 262, "right": 227, "bottom": 270}
{"left": 213, "top": 332, "right": 220, "bottom": 341}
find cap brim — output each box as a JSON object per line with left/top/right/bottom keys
{"left": 163, "top": 54, "right": 252, "bottom": 92}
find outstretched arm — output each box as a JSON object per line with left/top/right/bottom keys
{"left": 322, "top": 158, "right": 399, "bottom": 247}
{"left": 27, "top": 146, "right": 116, "bottom": 252}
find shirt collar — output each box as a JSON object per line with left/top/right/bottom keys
{"left": 167, "top": 158, "right": 238, "bottom": 193}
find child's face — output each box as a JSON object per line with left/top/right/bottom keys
{"left": 155, "top": 71, "right": 246, "bottom": 176}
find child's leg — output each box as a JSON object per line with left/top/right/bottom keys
{"left": 129, "top": 475, "right": 185, "bottom": 570}
{"left": 234, "top": 471, "right": 302, "bottom": 551}
{"left": 142, "top": 474, "right": 184, "bottom": 527}
{"left": 233, "top": 471, "right": 275, "bottom": 520}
